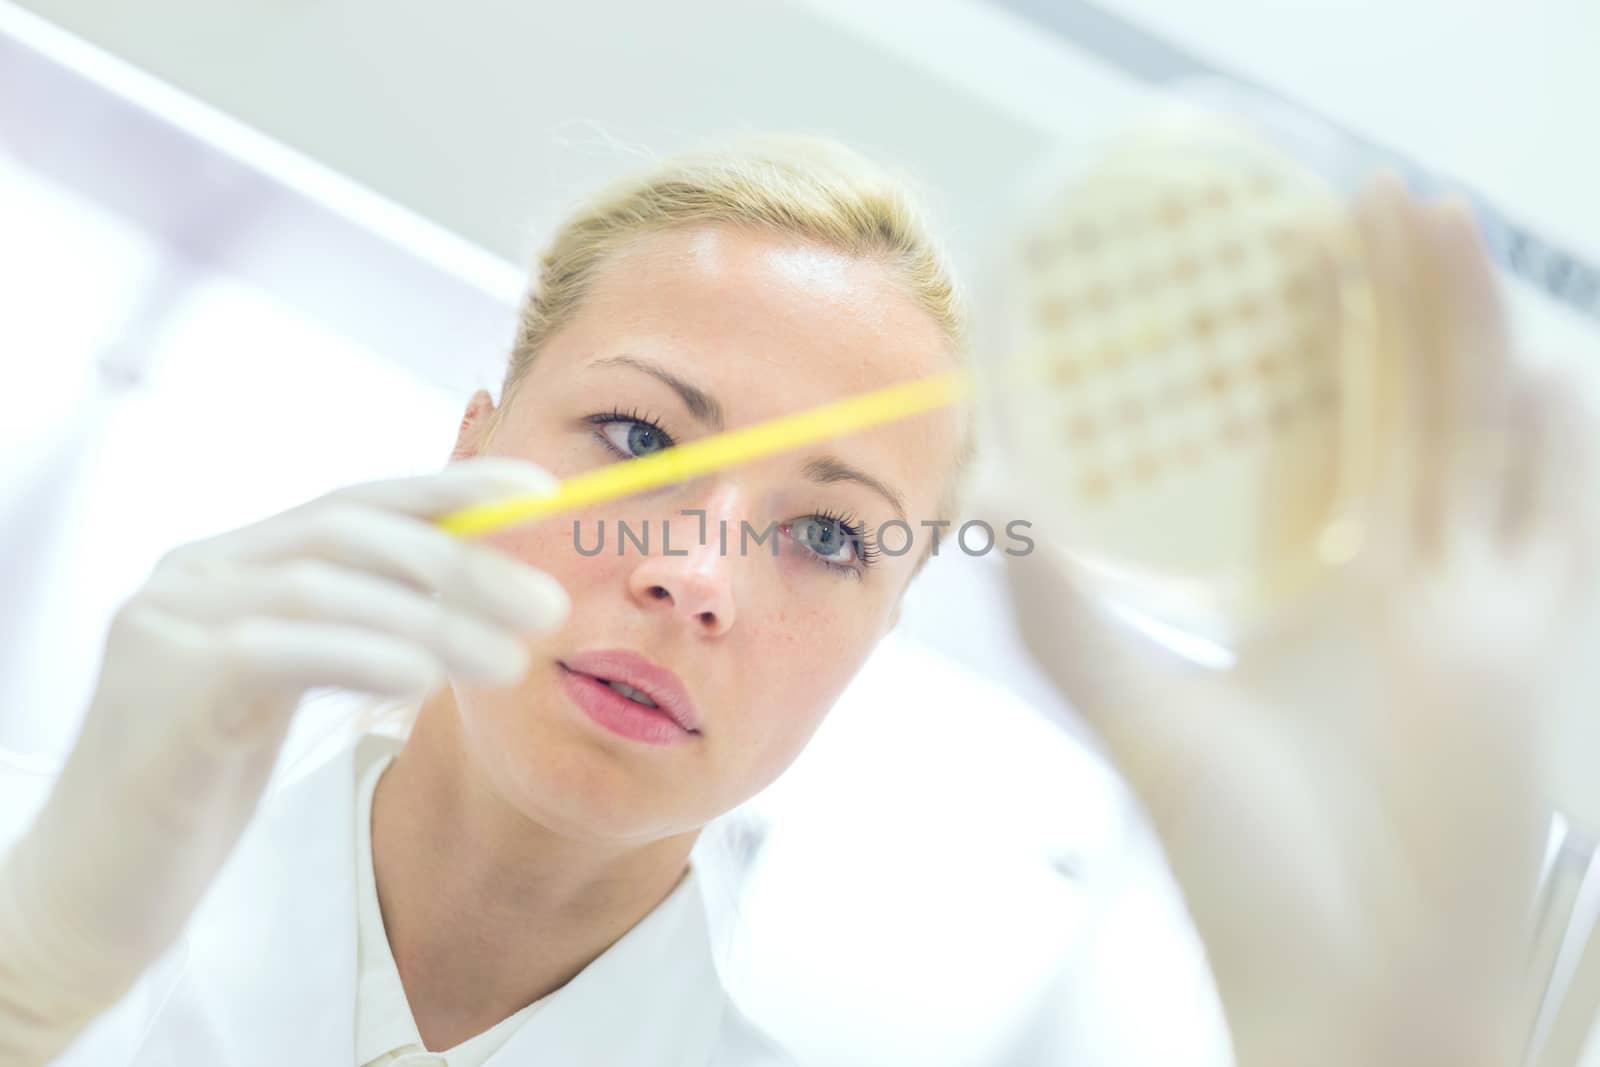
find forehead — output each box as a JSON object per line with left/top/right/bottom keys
{"left": 583, "top": 225, "right": 944, "bottom": 383}
{"left": 539, "top": 224, "right": 965, "bottom": 513}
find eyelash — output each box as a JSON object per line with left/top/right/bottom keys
{"left": 584, "top": 408, "right": 880, "bottom": 578}
{"left": 798, "top": 509, "right": 880, "bottom": 579}
{"left": 585, "top": 407, "right": 677, "bottom": 459}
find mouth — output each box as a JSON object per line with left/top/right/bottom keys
{"left": 598, "top": 678, "right": 659, "bottom": 708}
{"left": 557, "top": 650, "right": 701, "bottom": 746}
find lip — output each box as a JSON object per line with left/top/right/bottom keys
{"left": 558, "top": 649, "right": 701, "bottom": 745}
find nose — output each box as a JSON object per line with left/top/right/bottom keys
{"left": 626, "top": 489, "right": 739, "bottom": 637}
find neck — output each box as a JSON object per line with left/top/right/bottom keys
{"left": 370, "top": 688, "right": 698, "bottom": 1051}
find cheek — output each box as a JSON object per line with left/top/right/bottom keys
{"left": 481, "top": 512, "right": 613, "bottom": 597}
{"left": 724, "top": 600, "right": 877, "bottom": 769}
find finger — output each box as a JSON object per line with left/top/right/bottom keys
{"left": 1352, "top": 177, "right": 1441, "bottom": 556}
{"left": 1433, "top": 201, "right": 1513, "bottom": 428}
{"left": 1428, "top": 204, "right": 1519, "bottom": 548}
{"left": 167, "top": 458, "right": 559, "bottom": 565}
{"left": 324, "top": 457, "right": 559, "bottom": 517}
{"left": 179, "top": 505, "right": 569, "bottom": 637}
{"left": 1495, "top": 372, "right": 1555, "bottom": 549}
{"left": 219, "top": 618, "right": 447, "bottom": 706}
{"left": 1556, "top": 386, "right": 1600, "bottom": 587}
{"left": 989, "top": 507, "right": 1203, "bottom": 766}
{"left": 144, "top": 562, "right": 533, "bottom": 686}
{"left": 1518, "top": 369, "right": 1600, "bottom": 581}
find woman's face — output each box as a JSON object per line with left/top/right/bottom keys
{"left": 454, "top": 223, "right": 963, "bottom": 844}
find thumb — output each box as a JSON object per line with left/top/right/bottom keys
{"left": 980, "top": 493, "right": 1271, "bottom": 847}
{"left": 976, "top": 487, "right": 1206, "bottom": 755}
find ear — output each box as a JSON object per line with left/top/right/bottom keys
{"left": 451, "top": 389, "right": 498, "bottom": 461}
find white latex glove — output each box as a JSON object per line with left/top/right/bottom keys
{"left": 0, "top": 458, "right": 569, "bottom": 1066}
{"left": 998, "top": 184, "right": 1598, "bottom": 1067}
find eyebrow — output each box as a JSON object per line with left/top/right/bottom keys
{"left": 590, "top": 355, "right": 724, "bottom": 430}
{"left": 592, "top": 355, "right": 905, "bottom": 518}
{"left": 803, "top": 456, "right": 907, "bottom": 522}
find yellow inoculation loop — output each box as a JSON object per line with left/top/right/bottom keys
{"left": 436, "top": 369, "right": 971, "bottom": 539}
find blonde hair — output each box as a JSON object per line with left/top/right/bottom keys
{"left": 488, "top": 136, "right": 974, "bottom": 493}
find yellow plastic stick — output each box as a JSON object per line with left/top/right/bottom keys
{"left": 437, "top": 369, "right": 969, "bottom": 538}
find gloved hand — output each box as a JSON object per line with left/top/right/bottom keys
{"left": 997, "top": 183, "right": 1598, "bottom": 1067}
{"left": 0, "top": 458, "right": 570, "bottom": 1066}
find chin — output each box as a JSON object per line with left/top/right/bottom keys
{"left": 481, "top": 723, "right": 708, "bottom": 844}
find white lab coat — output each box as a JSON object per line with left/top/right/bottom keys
{"left": 0, "top": 741, "right": 793, "bottom": 1067}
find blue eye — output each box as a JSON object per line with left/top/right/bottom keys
{"left": 790, "top": 518, "right": 864, "bottom": 566}
{"left": 589, "top": 410, "right": 675, "bottom": 459}
{"left": 785, "top": 512, "right": 880, "bottom": 578}
{"left": 605, "top": 420, "right": 667, "bottom": 457}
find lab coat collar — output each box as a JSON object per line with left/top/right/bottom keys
{"left": 485, "top": 863, "right": 728, "bottom": 1066}
{"left": 130, "top": 742, "right": 361, "bottom": 1065}
{"left": 128, "top": 738, "right": 736, "bottom": 1066}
